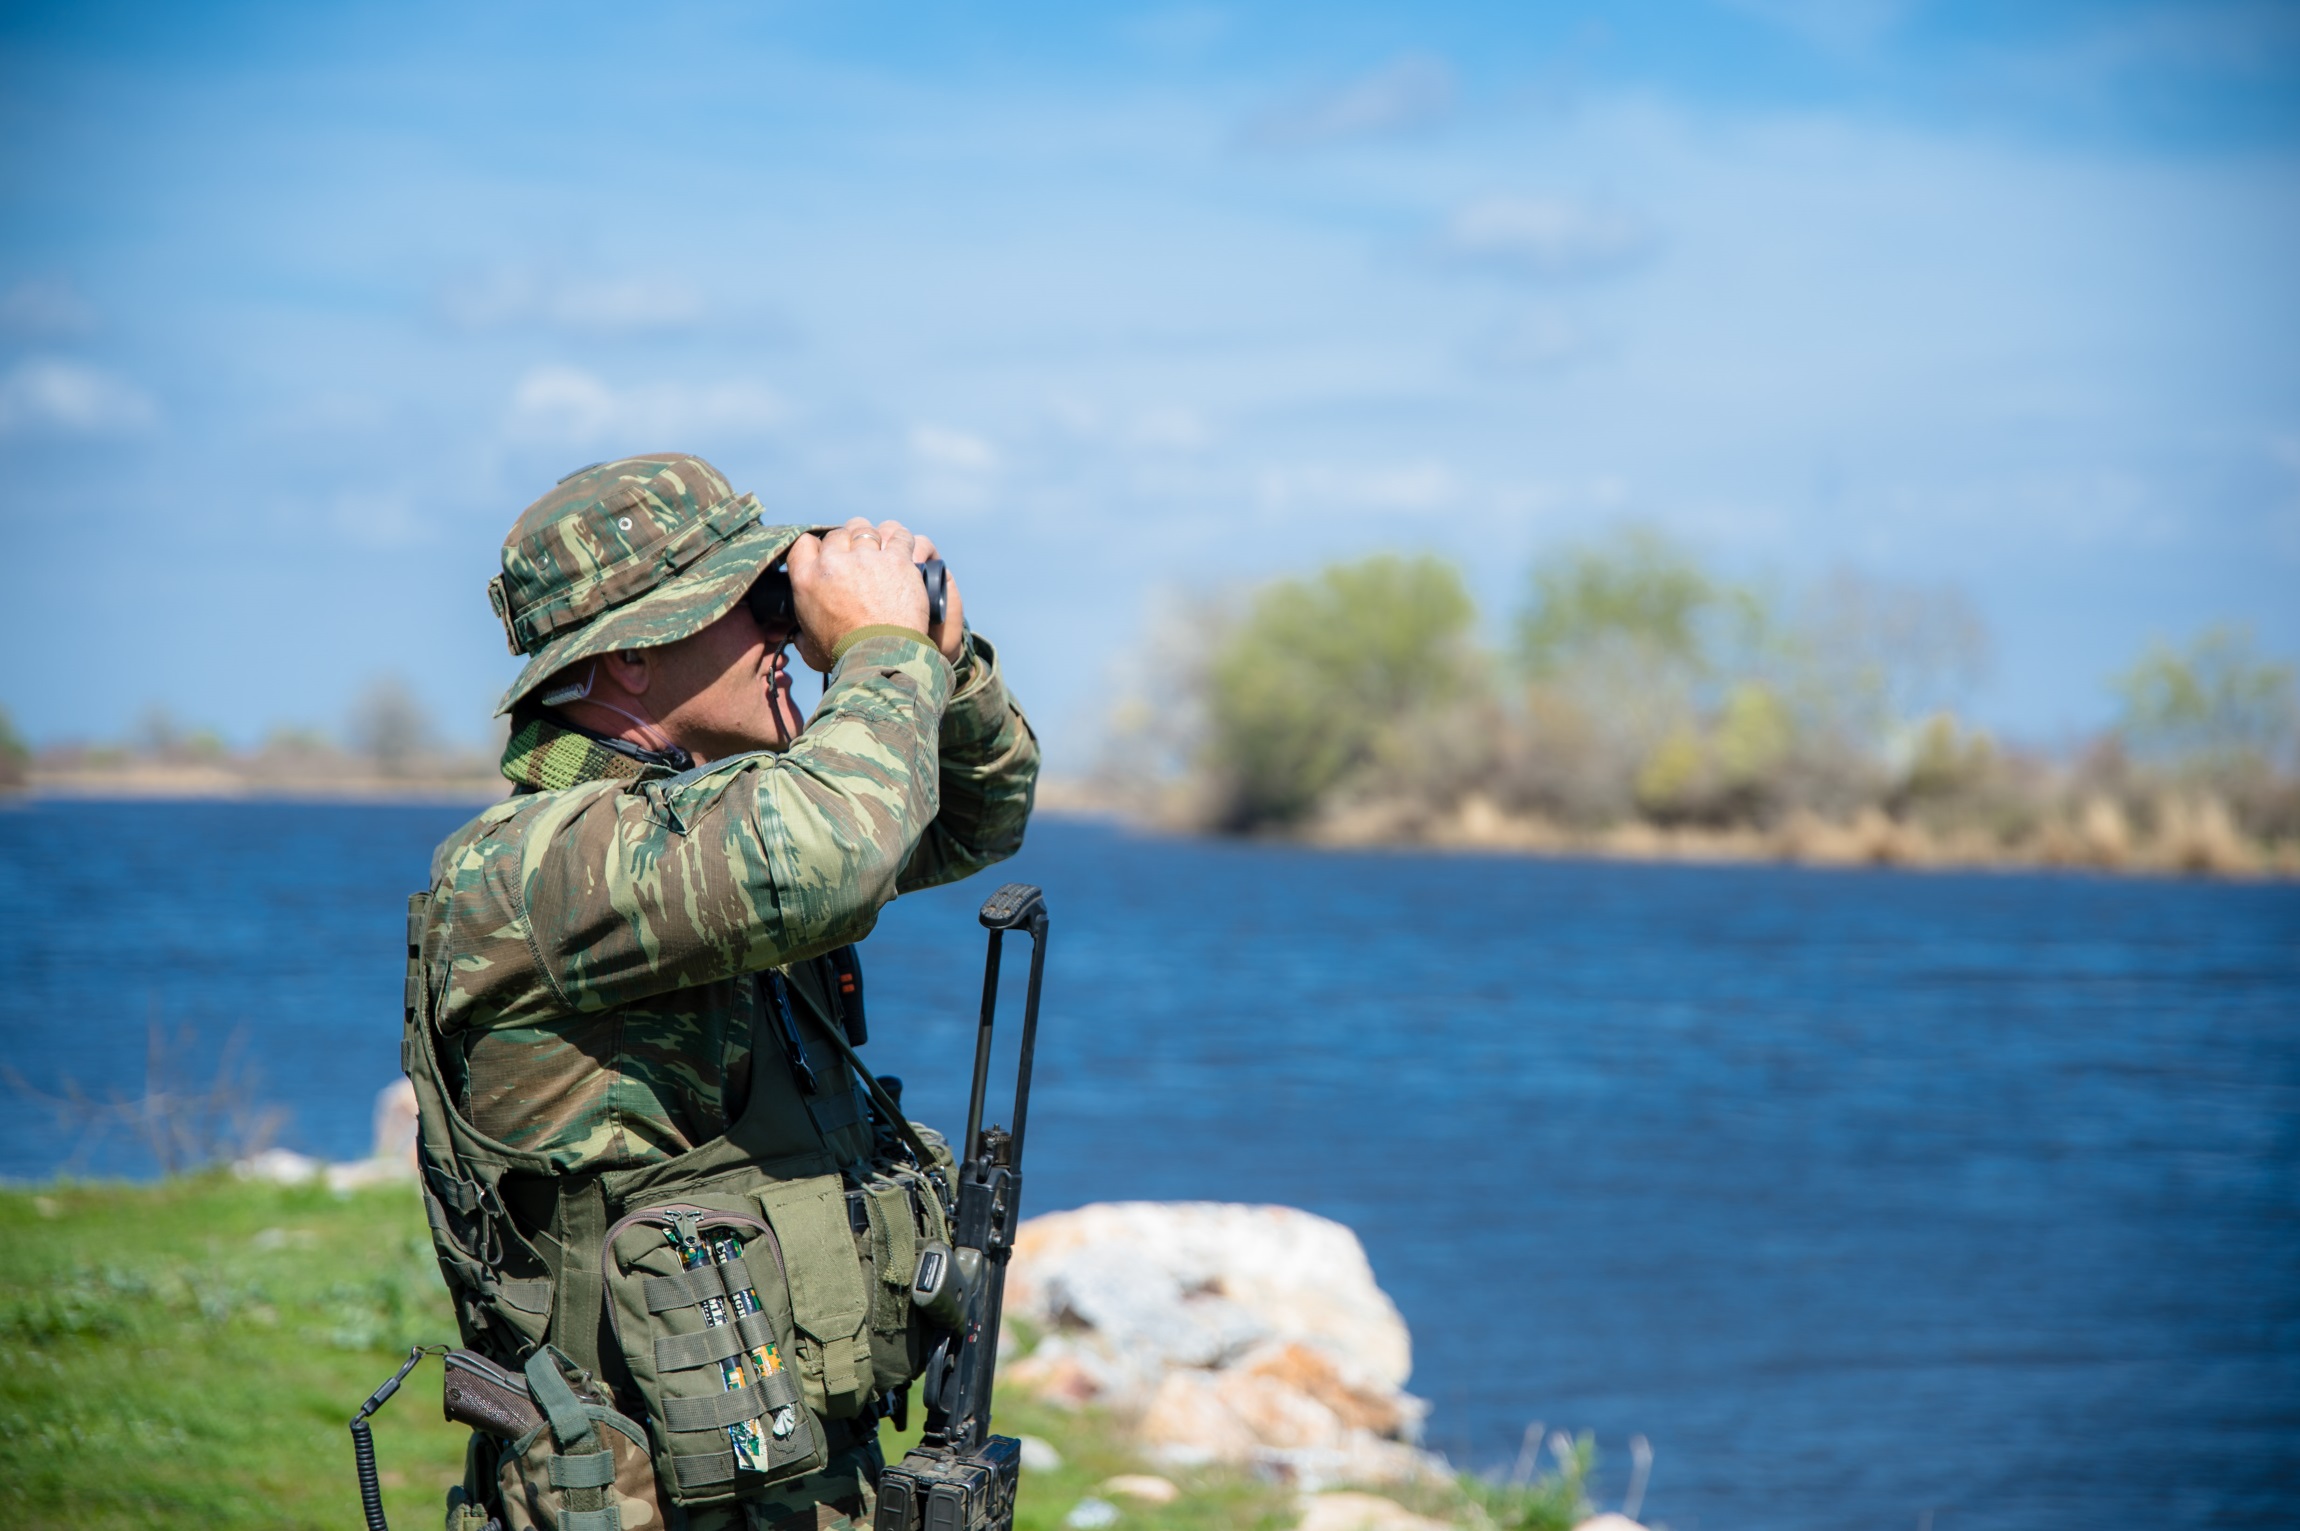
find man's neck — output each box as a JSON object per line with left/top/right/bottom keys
{"left": 558, "top": 696, "right": 688, "bottom": 759}
{"left": 547, "top": 708, "right": 696, "bottom": 771}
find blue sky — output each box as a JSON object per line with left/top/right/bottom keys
{"left": 2, "top": 0, "right": 2295, "bottom": 766}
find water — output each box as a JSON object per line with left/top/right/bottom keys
{"left": 2, "top": 800, "right": 2295, "bottom": 1527}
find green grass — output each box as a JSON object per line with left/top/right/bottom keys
{"left": 0, "top": 1178, "right": 1589, "bottom": 1531}
{"left": 0, "top": 1175, "right": 467, "bottom": 1529}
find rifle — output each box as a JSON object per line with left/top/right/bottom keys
{"left": 875, "top": 882, "right": 1050, "bottom": 1531}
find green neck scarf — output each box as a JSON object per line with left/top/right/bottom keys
{"left": 499, "top": 714, "right": 683, "bottom": 793}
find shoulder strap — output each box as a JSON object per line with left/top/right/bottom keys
{"left": 402, "top": 887, "right": 565, "bottom": 1356}
{"left": 780, "top": 976, "right": 937, "bottom": 1169}
{"left": 550, "top": 1177, "right": 609, "bottom": 1378}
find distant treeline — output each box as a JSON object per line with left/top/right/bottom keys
{"left": 1, "top": 678, "right": 500, "bottom": 794}
{"left": 1096, "top": 529, "right": 2300, "bottom": 873}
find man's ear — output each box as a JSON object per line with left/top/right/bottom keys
{"left": 603, "top": 647, "right": 652, "bottom": 697}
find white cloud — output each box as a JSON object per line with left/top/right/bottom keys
{"left": 906, "top": 424, "right": 1004, "bottom": 514}
{"left": 909, "top": 423, "right": 1001, "bottom": 472}
{"left": 510, "top": 365, "right": 615, "bottom": 440}
{"left": 1129, "top": 407, "right": 1212, "bottom": 453}
{"left": 1445, "top": 196, "right": 1657, "bottom": 279}
{"left": 0, "top": 278, "right": 98, "bottom": 337}
{"left": 505, "top": 365, "right": 785, "bottom": 448}
{"left": 330, "top": 490, "right": 431, "bottom": 549}
{"left": 1046, "top": 397, "right": 1212, "bottom": 453}
{"left": 1256, "top": 460, "right": 1460, "bottom": 516}
{"left": 1242, "top": 54, "right": 1455, "bottom": 150}
{"left": 443, "top": 268, "right": 706, "bottom": 334}
{"left": 0, "top": 358, "right": 157, "bottom": 435}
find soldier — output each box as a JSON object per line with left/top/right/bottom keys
{"left": 405, "top": 454, "right": 1038, "bottom": 1531}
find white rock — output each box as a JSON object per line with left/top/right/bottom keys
{"left": 1145, "top": 1366, "right": 1346, "bottom": 1455}
{"left": 1571, "top": 1518, "right": 1649, "bottom": 1531}
{"left": 1007, "top": 1202, "right": 1439, "bottom": 1484}
{"left": 1293, "top": 1491, "right": 1453, "bottom": 1531}
{"left": 234, "top": 1147, "right": 320, "bottom": 1185}
{"left": 1256, "top": 1440, "right": 1452, "bottom": 1494}
{"left": 233, "top": 1080, "right": 422, "bottom": 1192}
{"left": 1018, "top": 1435, "right": 1064, "bottom": 1472}
{"left": 1012, "top": 1204, "right": 1412, "bottom": 1392}
{"left": 1042, "top": 1244, "right": 1270, "bottom": 1369}
{"left": 326, "top": 1157, "right": 414, "bottom": 1192}
{"left": 1100, "top": 1475, "right": 1180, "bottom": 1505}
{"left": 1065, "top": 1498, "right": 1120, "bottom": 1530}
{"left": 371, "top": 1077, "right": 419, "bottom": 1167}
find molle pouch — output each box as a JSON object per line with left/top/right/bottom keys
{"left": 855, "top": 1164, "right": 952, "bottom": 1391}
{"left": 494, "top": 1347, "right": 662, "bottom": 1531}
{"left": 748, "top": 1175, "right": 877, "bottom": 1421}
{"left": 601, "top": 1201, "right": 826, "bottom": 1510}
{"left": 749, "top": 1160, "right": 953, "bottom": 1420}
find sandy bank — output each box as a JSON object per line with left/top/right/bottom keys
{"left": 1038, "top": 780, "right": 2300, "bottom": 881}
{"left": 18, "top": 765, "right": 506, "bottom": 804}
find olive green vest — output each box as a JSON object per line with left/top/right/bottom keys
{"left": 403, "top": 889, "right": 955, "bottom": 1511}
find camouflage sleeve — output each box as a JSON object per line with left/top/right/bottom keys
{"left": 898, "top": 630, "right": 1040, "bottom": 893}
{"left": 505, "top": 631, "right": 957, "bottom": 1014}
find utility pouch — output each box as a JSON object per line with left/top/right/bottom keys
{"left": 748, "top": 1161, "right": 951, "bottom": 1423}
{"left": 493, "top": 1346, "right": 660, "bottom": 1531}
{"left": 601, "top": 1200, "right": 828, "bottom": 1508}
{"left": 855, "top": 1164, "right": 952, "bottom": 1392}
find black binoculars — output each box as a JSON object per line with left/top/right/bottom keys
{"left": 745, "top": 557, "right": 947, "bottom": 638}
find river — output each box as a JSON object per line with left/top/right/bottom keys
{"left": 1, "top": 799, "right": 2294, "bottom": 1527}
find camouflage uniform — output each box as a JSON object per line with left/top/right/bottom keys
{"left": 419, "top": 455, "right": 1037, "bottom": 1531}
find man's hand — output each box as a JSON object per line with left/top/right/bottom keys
{"left": 788, "top": 518, "right": 934, "bottom": 673}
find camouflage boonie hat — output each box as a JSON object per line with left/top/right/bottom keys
{"left": 488, "top": 453, "right": 810, "bottom": 716}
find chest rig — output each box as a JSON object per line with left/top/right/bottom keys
{"left": 402, "top": 888, "right": 955, "bottom": 1518}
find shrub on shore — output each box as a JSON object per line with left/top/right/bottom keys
{"left": 1100, "top": 533, "right": 2299, "bottom": 874}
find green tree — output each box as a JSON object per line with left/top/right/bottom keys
{"left": 0, "top": 703, "right": 29, "bottom": 791}
{"left": 1506, "top": 527, "right": 1777, "bottom": 822}
{"left": 1786, "top": 570, "right": 1988, "bottom": 744}
{"left": 1895, "top": 711, "right": 1996, "bottom": 806}
{"left": 1630, "top": 682, "right": 1795, "bottom": 823}
{"left": 1514, "top": 525, "right": 1762, "bottom": 684}
{"left": 1204, "top": 553, "right": 1477, "bottom": 827}
{"left": 2114, "top": 625, "right": 2298, "bottom": 775}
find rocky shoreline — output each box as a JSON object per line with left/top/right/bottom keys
{"left": 1003, "top": 1201, "right": 1646, "bottom": 1531}
{"left": 1005, "top": 1203, "right": 1440, "bottom": 1491}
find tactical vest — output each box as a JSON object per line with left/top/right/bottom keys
{"left": 403, "top": 889, "right": 957, "bottom": 1526}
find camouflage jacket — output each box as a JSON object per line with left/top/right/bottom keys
{"left": 421, "top": 629, "right": 1037, "bottom": 1172}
